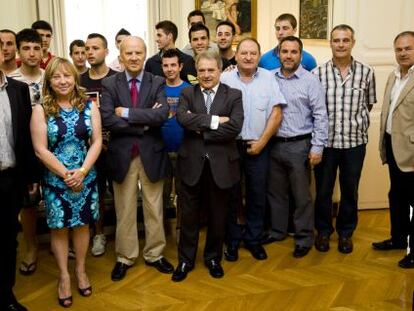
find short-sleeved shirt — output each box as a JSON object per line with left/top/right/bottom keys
{"left": 220, "top": 67, "right": 286, "bottom": 140}
{"left": 259, "top": 46, "right": 317, "bottom": 71}
{"left": 8, "top": 68, "right": 44, "bottom": 106}
{"left": 312, "top": 58, "right": 377, "bottom": 149}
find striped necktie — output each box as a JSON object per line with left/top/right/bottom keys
{"left": 203, "top": 89, "right": 213, "bottom": 114}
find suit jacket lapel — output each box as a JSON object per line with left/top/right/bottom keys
{"left": 195, "top": 85, "right": 207, "bottom": 113}
{"left": 139, "top": 72, "right": 151, "bottom": 108}
{"left": 6, "top": 83, "right": 19, "bottom": 146}
{"left": 394, "top": 75, "right": 414, "bottom": 110}
{"left": 116, "top": 73, "right": 132, "bottom": 107}
{"left": 209, "top": 83, "right": 226, "bottom": 115}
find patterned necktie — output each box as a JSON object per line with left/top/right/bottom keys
{"left": 203, "top": 89, "right": 213, "bottom": 114}
{"left": 130, "top": 78, "right": 139, "bottom": 107}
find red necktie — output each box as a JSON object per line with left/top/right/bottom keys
{"left": 130, "top": 78, "right": 139, "bottom": 107}
{"left": 130, "top": 78, "right": 140, "bottom": 157}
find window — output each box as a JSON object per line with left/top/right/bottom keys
{"left": 64, "top": 0, "right": 148, "bottom": 62}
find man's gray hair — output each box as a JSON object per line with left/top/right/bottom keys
{"left": 195, "top": 50, "right": 222, "bottom": 71}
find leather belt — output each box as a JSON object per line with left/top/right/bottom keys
{"left": 273, "top": 133, "right": 312, "bottom": 143}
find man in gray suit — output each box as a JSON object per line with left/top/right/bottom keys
{"left": 171, "top": 50, "right": 244, "bottom": 282}
{"left": 373, "top": 31, "right": 414, "bottom": 269}
{"left": 100, "top": 36, "right": 174, "bottom": 281}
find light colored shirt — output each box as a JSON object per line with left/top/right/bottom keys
{"left": 109, "top": 56, "right": 124, "bottom": 72}
{"left": 273, "top": 65, "right": 328, "bottom": 154}
{"left": 0, "top": 73, "right": 16, "bottom": 169}
{"left": 386, "top": 65, "right": 414, "bottom": 134}
{"left": 259, "top": 47, "right": 317, "bottom": 71}
{"left": 200, "top": 83, "right": 220, "bottom": 130}
{"left": 220, "top": 67, "right": 286, "bottom": 140}
{"left": 312, "top": 58, "right": 377, "bottom": 149}
{"left": 8, "top": 68, "right": 44, "bottom": 106}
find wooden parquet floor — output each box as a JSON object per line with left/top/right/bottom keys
{"left": 15, "top": 209, "right": 414, "bottom": 311}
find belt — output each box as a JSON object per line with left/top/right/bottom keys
{"left": 273, "top": 133, "right": 312, "bottom": 143}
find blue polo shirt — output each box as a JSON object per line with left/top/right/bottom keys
{"left": 259, "top": 46, "right": 317, "bottom": 71}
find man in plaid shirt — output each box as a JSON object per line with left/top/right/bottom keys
{"left": 312, "top": 24, "right": 377, "bottom": 254}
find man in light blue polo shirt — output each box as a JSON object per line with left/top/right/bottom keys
{"left": 267, "top": 36, "right": 328, "bottom": 258}
{"left": 221, "top": 38, "right": 285, "bottom": 262}
{"left": 259, "top": 13, "right": 317, "bottom": 71}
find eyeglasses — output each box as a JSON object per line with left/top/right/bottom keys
{"left": 30, "top": 82, "right": 41, "bottom": 103}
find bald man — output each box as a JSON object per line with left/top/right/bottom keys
{"left": 100, "top": 36, "right": 173, "bottom": 281}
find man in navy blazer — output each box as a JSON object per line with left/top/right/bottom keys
{"left": 171, "top": 50, "right": 244, "bottom": 282}
{"left": 0, "top": 42, "right": 38, "bottom": 311}
{"left": 100, "top": 36, "right": 174, "bottom": 281}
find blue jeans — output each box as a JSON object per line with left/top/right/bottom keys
{"left": 314, "top": 145, "right": 366, "bottom": 237}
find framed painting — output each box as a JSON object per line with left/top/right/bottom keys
{"left": 299, "top": 0, "right": 333, "bottom": 40}
{"left": 195, "top": 0, "right": 257, "bottom": 44}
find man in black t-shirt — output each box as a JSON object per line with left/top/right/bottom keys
{"left": 81, "top": 33, "right": 117, "bottom": 258}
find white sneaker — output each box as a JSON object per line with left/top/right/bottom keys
{"left": 91, "top": 234, "right": 106, "bottom": 257}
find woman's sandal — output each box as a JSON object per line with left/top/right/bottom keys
{"left": 75, "top": 270, "right": 92, "bottom": 297}
{"left": 19, "top": 260, "right": 37, "bottom": 276}
{"left": 58, "top": 296, "right": 73, "bottom": 308}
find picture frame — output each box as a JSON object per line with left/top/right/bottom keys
{"left": 85, "top": 91, "right": 100, "bottom": 107}
{"left": 299, "top": 0, "right": 333, "bottom": 40}
{"left": 195, "top": 0, "right": 257, "bottom": 44}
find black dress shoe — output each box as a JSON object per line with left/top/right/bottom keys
{"left": 338, "top": 237, "right": 353, "bottom": 254}
{"left": 172, "top": 262, "right": 193, "bottom": 282}
{"left": 261, "top": 234, "right": 286, "bottom": 245}
{"left": 293, "top": 245, "right": 311, "bottom": 258}
{"left": 314, "top": 234, "right": 330, "bottom": 252}
{"left": 224, "top": 244, "right": 239, "bottom": 262}
{"left": 5, "top": 302, "right": 28, "bottom": 311}
{"left": 111, "top": 262, "right": 132, "bottom": 281}
{"left": 205, "top": 259, "right": 224, "bottom": 278}
{"left": 372, "top": 238, "right": 407, "bottom": 251}
{"left": 245, "top": 244, "right": 267, "bottom": 260}
{"left": 398, "top": 253, "right": 414, "bottom": 269}
{"left": 145, "top": 257, "right": 174, "bottom": 274}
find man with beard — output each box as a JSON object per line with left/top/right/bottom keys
{"left": 216, "top": 21, "right": 237, "bottom": 66}
{"left": 268, "top": 36, "right": 327, "bottom": 258}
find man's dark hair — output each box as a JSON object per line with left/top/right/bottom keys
{"left": 87, "top": 33, "right": 108, "bottom": 48}
{"left": 216, "top": 20, "right": 236, "bottom": 36}
{"left": 187, "top": 10, "right": 205, "bottom": 25}
{"left": 156, "top": 20, "right": 178, "bottom": 43}
{"left": 330, "top": 24, "right": 355, "bottom": 40}
{"left": 16, "top": 28, "right": 42, "bottom": 50}
{"left": 161, "top": 48, "right": 182, "bottom": 65}
{"left": 275, "top": 13, "right": 297, "bottom": 29}
{"left": 393, "top": 31, "right": 414, "bottom": 44}
{"left": 115, "top": 28, "right": 131, "bottom": 39}
{"left": 31, "top": 20, "right": 53, "bottom": 33}
{"left": 69, "top": 39, "right": 85, "bottom": 55}
{"left": 236, "top": 37, "right": 261, "bottom": 54}
{"left": 0, "top": 29, "right": 16, "bottom": 37}
{"left": 278, "top": 36, "right": 303, "bottom": 54}
{"left": 189, "top": 22, "right": 210, "bottom": 42}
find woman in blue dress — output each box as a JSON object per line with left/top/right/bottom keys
{"left": 31, "top": 57, "right": 102, "bottom": 308}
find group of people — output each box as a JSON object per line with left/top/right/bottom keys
{"left": 1, "top": 9, "right": 413, "bottom": 311}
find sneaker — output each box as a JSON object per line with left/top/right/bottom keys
{"left": 91, "top": 234, "right": 106, "bottom": 257}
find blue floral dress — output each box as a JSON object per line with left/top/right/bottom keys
{"left": 43, "top": 101, "right": 99, "bottom": 229}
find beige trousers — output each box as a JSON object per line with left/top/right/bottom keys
{"left": 113, "top": 156, "right": 165, "bottom": 265}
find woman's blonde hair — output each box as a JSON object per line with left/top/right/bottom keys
{"left": 42, "top": 57, "right": 88, "bottom": 117}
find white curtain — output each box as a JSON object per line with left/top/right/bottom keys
{"left": 36, "top": 0, "right": 67, "bottom": 58}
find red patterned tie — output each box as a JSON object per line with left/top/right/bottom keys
{"left": 130, "top": 78, "right": 139, "bottom": 157}
{"left": 130, "top": 78, "right": 139, "bottom": 107}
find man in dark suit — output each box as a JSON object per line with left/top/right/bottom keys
{"left": 171, "top": 50, "right": 244, "bottom": 282}
{"left": 100, "top": 36, "right": 173, "bottom": 281}
{"left": 0, "top": 41, "right": 38, "bottom": 311}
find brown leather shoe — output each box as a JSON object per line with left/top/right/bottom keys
{"left": 315, "top": 234, "right": 330, "bottom": 252}
{"left": 338, "top": 237, "right": 353, "bottom": 254}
